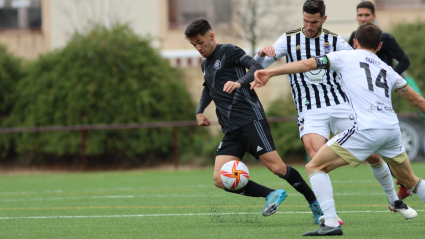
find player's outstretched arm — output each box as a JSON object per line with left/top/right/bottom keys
{"left": 396, "top": 84, "right": 425, "bottom": 115}
{"left": 251, "top": 58, "right": 318, "bottom": 89}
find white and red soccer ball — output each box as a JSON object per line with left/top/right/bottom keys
{"left": 220, "top": 160, "right": 250, "bottom": 190}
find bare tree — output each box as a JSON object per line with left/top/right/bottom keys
{"left": 228, "top": 0, "right": 295, "bottom": 56}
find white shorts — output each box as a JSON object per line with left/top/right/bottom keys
{"left": 297, "top": 103, "right": 354, "bottom": 139}
{"left": 327, "top": 127, "right": 408, "bottom": 167}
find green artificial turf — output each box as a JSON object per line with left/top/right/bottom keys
{"left": 0, "top": 163, "right": 424, "bottom": 238}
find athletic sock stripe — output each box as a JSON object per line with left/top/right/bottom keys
{"left": 411, "top": 178, "right": 422, "bottom": 193}
{"left": 253, "top": 121, "right": 272, "bottom": 151}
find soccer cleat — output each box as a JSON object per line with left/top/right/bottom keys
{"left": 262, "top": 189, "right": 287, "bottom": 216}
{"left": 318, "top": 215, "right": 344, "bottom": 226}
{"left": 397, "top": 186, "right": 413, "bottom": 200}
{"left": 388, "top": 200, "right": 418, "bottom": 220}
{"left": 309, "top": 201, "right": 323, "bottom": 224}
{"left": 302, "top": 225, "right": 343, "bottom": 236}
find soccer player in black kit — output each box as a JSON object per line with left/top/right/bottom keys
{"left": 184, "top": 18, "right": 324, "bottom": 222}
{"left": 348, "top": 1, "right": 412, "bottom": 200}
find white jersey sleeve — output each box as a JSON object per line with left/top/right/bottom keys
{"left": 335, "top": 36, "right": 353, "bottom": 51}
{"left": 326, "top": 51, "right": 346, "bottom": 72}
{"left": 391, "top": 73, "right": 408, "bottom": 91}
{"left": 254, "top": 33, "right": 287, "bottom": 68}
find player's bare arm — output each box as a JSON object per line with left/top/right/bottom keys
{"left": 196, "top": 113, "right": 211, "bottom": 126}
{"left": 396, "top": 84, "right": 425, "bottom": 115}
{"left": 251, "top": 58, "right": 318, "bottom": 89}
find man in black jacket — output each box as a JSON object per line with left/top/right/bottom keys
{"left": 349, "top": 1, "right": 412, "bottom": 199}
{"left": 348, "top": 1, "right": 410, "bottom": 75}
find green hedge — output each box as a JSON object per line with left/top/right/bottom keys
{"left": 266, "top": 96, "right": 305, "bottom": 162}
{"left": 391, "top": 21, "right": 425, "bottom": 113}
{"left": 0, "top": 44, "right": 25, "bottom": 159}
{"left": 3, "top": 24, "right": 210, "bottom": 166}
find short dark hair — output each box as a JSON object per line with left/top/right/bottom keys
{"left": 355, "top": 22, "right": 382, "bottom": 50}
{"left": 303, "top": 0, "right": 326, "bottom": 17}
{"left": 184, "top": 18, "right": 212, "bottom": 39}
{"left": 357, "top": 1, "right": 375, "bottom": 15}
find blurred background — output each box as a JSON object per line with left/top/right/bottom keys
{"left": 0, "top": 0, "right": 425, "bottom": 170}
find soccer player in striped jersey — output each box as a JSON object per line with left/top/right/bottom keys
{"left": 185, "top": 18, "right": 324, "bottom": 223}
{"left": 349, "top": 0, "right": 412, "bottom": 199}
{"left": 254, "top": 0, "right": 405, "bottom": 221}
{"left": 252, "top": 22, "right": 421, "bottom": 237}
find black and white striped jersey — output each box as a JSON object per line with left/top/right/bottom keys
{"left": 200, "top": 44, "right": 266, "bottom": 133}
{"left": 255, "top": 27, "right": 353, "bottom": 112}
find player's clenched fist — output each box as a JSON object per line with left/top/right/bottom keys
{"left": 257, "top": 46, "right": 276, "bottom": 58}
{"left": 196, "top": 113, "right": 211, "bottom": 126}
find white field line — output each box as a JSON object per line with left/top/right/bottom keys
{"left": 0, "top": 192, "right": 389, "bottom": 202}
{"left": 0, "top": 209, "right": 424, "bottom": 220}
{"left": 0, "top": 179, "right": 385, "bottom": 196}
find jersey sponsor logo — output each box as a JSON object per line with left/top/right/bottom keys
{"left": 324, "top": 42, "right": 331, "bottom": 54}
{"left": 367, "top": 101, "right": 395, "bottom": 113}
{"left": 305, "top": 69, "right": 326, "bottom": 84}
{"left": 296, "top": 44, "right": 301, "bottom": 51}
{"left": 256, "top": 146, "right": 263, "bottom": 152}
{"left": 214, "top": 60, "right": 221, "bottom": 70}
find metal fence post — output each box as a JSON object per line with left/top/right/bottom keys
{"left": 81, "top": 130, "right": 87, "bottom": 171}
{"left": 173, "top": 126, "right": 179, "bottom": 169}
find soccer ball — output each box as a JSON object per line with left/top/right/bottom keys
{"left": 220, "top": 160, "right": 249, "bottom": 190}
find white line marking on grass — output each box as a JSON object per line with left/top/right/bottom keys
{"left": 0, "top": 209, "right": 424, "bottom": 220}
{"left": 0, "top": 180, "right": 387, "bottom": 196}
{"left": 0, "top": 192, "right": 389, "bottom": 202}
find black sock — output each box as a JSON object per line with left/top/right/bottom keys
{"left": 224, "top": 180, "right": 274, "bottom": 198}
{"left": 280, "top": 164, "right": 317, "bottom": 204}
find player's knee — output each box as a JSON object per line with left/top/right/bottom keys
{"left": 305, "top": 162, "right": 315, "bottom": 174}
{"left": 366, "top": 154, "right": 381, "bottom": 165}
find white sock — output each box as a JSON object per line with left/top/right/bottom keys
{"left": 370, "top": 161, "right": 398, "bottom": 204}
{"left": 309, "top": 172, "right": 339, "bottom": 227}
{"left": 412, "top": 179, "right": 425, "bottom": 203}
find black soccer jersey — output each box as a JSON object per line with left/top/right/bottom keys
{"left": 198, "top": 44, "right": 266, "bottom": 133}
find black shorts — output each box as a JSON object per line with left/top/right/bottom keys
{"left": 216, "top": 119, "right": 276, "bottom": 159}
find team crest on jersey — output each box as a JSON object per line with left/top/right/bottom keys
{"left": 324, "top": 42, "right": 331, "bottom": 54}
{"left": 214, "top": 60, "right": 222, "bottom": 70}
